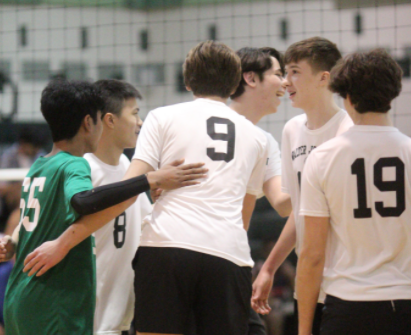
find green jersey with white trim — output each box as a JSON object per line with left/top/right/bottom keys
{"left": 4, "top": 151, "right": 96, "bottom": 335}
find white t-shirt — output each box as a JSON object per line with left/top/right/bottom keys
{"left": 300, "top": 126, "right": 411, "bottom": 301}
{"left": 281, "top": 110, "right": 353, "bottom": 256}
{"left": 257, "top": 127, "right": 282, "bottom": 198}
{"left": 134, "top": 98, "right": 268, "bottom": 267}
{"left": 84, "top": 153, "right": 152, "bottom": 335}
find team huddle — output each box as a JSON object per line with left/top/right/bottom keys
{"left": 0, "top": 36, "right": 410, "bottom": 335}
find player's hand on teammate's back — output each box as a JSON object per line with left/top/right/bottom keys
{"left": 251, "top": 269, "right": 273, "bottom": 315}
{"left": 146, "top": 159, "right": 208, "bottom": 190}
{"left": 23, "top": 239, "right": 69, "bottom": 277}
{"left": 0, "top": 236, "right": 16, "bottom": 262}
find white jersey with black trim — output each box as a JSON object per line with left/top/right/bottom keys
{"left": 281, "top": 109, "right": 353, "bottom": 256}
{"left": 300, "top": 126, "right": 411, "bottom": 301}
{"left": 281, "top": 109, "right": 352, "bottom": 303}
{"left": 256, "top": 127, "right": 282, "bottom": 199}
{"left": 84, "top": 153, "right": 152, "bottom": 335}
{"left": 134, "top": 98, "right": 268, "bottom": 267}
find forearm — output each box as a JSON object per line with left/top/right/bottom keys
{"left": 260, "top": 212, "right": 296, "bottom": 275}
{"left": 263, "top": 177, "right": 292, "bottom": 217}
{"left": 57, "top": 197, "right": 135, "bottom": 253}
{"left": 71, "top": 175, "right": 149, "bottom": 215}
{"left": 296, "top": 253, "right": 324, "bottom": 335}
{"left": 242, "top": 193, "right": 257, "bottom": 230}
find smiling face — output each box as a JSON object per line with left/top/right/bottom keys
{"left": 284, "top": 60, "right": 323, "bottom": 110}
{"left": 113, "top": 97, "right": 142, "bottom": 149}
{"left": 255, "top": 57, "right": 286, "bottom": 114}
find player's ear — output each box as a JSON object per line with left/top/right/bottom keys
{"left": 83, "top": 114, "right": 93, "bottom": 132}
{"left": 319, "top": 71, "right": 330, "bottom": 86}
{"left": 243, "top": 72, "right": 257, "bottom": 88}
{"left": 102, "top": 113, "right": 115, "bottom": 129}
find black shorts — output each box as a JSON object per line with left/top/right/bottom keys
{"left": 293, "top": 299, "right": 324, "bottom": 335}
{"left": 133, "top": 247, "right": 252, "bottom": 335}
{"left": 321, "top": 295, "right": 411, "bottom": 335}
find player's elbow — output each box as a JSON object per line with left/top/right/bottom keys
{"left": 299, "top": 247, "right": 325, "bottom": 268}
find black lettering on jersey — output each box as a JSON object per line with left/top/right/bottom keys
{"left": 352, "top": 157, "right": 405, "bottom": 219}
{"left": 308, "top": 145, "right": 316, "bottom": 154}
{"left": 113, "top": 211, "right": 126, "bottom": 248}
{"left": 291, "top": 145, "right": 307, "bottom": 161}
{"left": 206, "top": 117, "right": 235, "bottom": 163}
{"left": 266, "top": 158, "right": 269, "bottom": 166}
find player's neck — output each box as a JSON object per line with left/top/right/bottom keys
{"left": 194, "top": 95, "right": 228, "bottom": 104}
{"left": 230, "top": 98, "right": 265, "bottom": 125}
{"left": 47, "top": 138, "right": 89, "bottom": 157}
{"left": 352, "top": 111, "right": 392, "bottom": 127}
{"left": 93, "top": 135, "right": 123, "bottom": 166}
{"left": 304, "top": 93, "right": 340, "bottom": 130}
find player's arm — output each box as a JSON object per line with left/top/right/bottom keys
{"left": 251, "top": 211, "right": 296, "bottom": 314}
{"left": 242, "top": 193, "right": 257, "bottom": 231}
{"left": 0, "top": 222, "right": 21, "bottom": 262}
{"left": 23, "top": 159, "right": 207, "bottom": 276}
{"left": 296, "top": 215, "right": 329, "bottom": 335}
{"left": 263, "top": 175, "right": 292, "bottom": 217}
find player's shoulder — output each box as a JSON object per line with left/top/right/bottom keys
{"left": 149, "top": 100, "right": 197, "bottom": 116}
{"left": 336, "top": 110, "right": 354, "bottom": 135}
{"left": 255, "top": 126, "right": 278, "bottom": 146}
{"left": 283, "top": 113, "right": 307, "bottom": 133}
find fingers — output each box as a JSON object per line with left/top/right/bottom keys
{"left": 27, "top": 260, "right": 45, "bottom": 277}
{"left": 182, "top": 173, "right": 208, "bottom": 181}
{"left": 36, "top": 263, "right": 52, "bottom": 277}
{"left": 180, "top": 162, "right": 205, "bottom": 170}
{"left": 183, "top": 167, "right": 208, "bottom": 175}
{"left": 24, "top": 250, "right": 37, "bottom": 267}
{"left": 169, "top": 159, "right": 185, "bottom": 167}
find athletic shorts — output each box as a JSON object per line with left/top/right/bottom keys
{"left": 133, "top": 246, "right": 252, "bottom": 335}
{"left": 321, "top": 295, "right": 411, "bottom": 335}
{"left": 248, "top": 308, "right": 266, "bottom": 335}
{"left": 293, "top": 299, "right": 324, "bottom": 335}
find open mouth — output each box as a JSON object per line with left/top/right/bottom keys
{"left": 289, "top": 92, "right": 296, "bottom": 98}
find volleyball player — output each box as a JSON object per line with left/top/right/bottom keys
{"left": 230, "top": 47, "right": 291, "bottom": 220}
{"left": 297, "top": 48, "right": 411, "bottom": 335}
{"left": 1, "top": 80, "right": 206, "bottom": 335}
{"left": 125, "top": 40, "right": 268, "bottom": 335}
{"left": 85, "top": 80, "right": 152, "bottom": 335}
{"left": 230, "top": 46, "right": 290, "bottom": 335}
{"left": 252, "top": 37, "right": 353, "bottom": 335}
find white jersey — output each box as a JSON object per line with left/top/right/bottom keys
{"left": 134, "top": 98, "right": 268, "bottom": 267}
{"left": 84, "top": 153, "right": 152, "bottom": 335}
{"left": 281, "top": 109, "right": 353, "bottom": 256}
{"left": 300, "top": 126, "right": 411, "bottom": 301}
{"left": 257, "top": 127, "right": 282, "bottom": 198}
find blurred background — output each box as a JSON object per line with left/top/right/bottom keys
{"left": 0, "top": 0, "right": 410, "bottom": 334}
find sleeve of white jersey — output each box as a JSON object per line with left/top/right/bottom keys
{"left": 246, "top": 137, "right": 269, "bottom": 196}
{"left": 264, "top": 133, "right": 281, "bottom": 182}
{"left": 133, "top": 111, "right": 161, "bottom": 170}
{"left": 299, "top": 154, "right": 330, "bottom": 217}
{"left": 281, "top": 126, "right": 291, "bottom": 194}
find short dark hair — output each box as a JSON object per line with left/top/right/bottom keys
{"left": 329, "top": 49, "right": 402, "bottom": 114}
{"left": 284, "top": 37, "right": 342, "bottom": 73}
{"left": 183, "top": 41, "right": 241, "bottom": 99}
{"left": 231, "top": 47, "right": 284, "bottom": 99}
{"left": 94, "top": 79, "right": 142, "bottom": 117}
{"left": 40, "top": 80, "right": 105, "bottom": 142}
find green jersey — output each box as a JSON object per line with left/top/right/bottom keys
{"left": 4, "top": 152, "right": 96, "bottom": 335}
